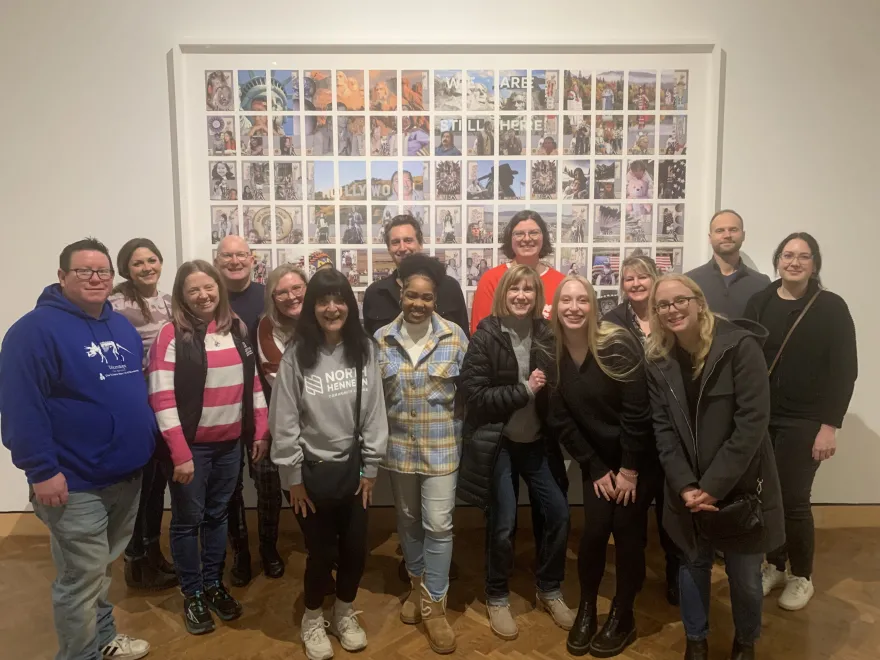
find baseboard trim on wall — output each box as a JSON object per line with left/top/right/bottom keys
{"left": 2, "top": 504, "right": 878, "bottom": 538}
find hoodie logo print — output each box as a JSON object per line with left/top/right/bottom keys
{"left": 304, "top": 374, "right": 324, "bottom": 396}
{"left": 84, "top": 341, "right": 134, "bottom": 364}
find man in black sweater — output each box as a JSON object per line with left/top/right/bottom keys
{"left": 362, "top": 214, "right": 469, "bottom": 336}
{"left": 214, "top": 236, "right": 283, "bottom": 585}
{"left": 686, "top": 210, "right": 770, "bottom": 318}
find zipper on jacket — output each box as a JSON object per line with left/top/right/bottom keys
{"left": 693, "top": 345, "right": 734, "bottom": 469}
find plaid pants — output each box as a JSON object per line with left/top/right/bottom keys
{"left": 227, "top": 442, "right": 282, "bottom": 552}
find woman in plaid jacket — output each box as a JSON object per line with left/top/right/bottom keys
{"left": 374, "top": 254, "right": 468, "bottom": 655}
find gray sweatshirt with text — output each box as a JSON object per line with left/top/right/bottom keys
{"left": 269, "top": 341, "right": 388, "bottom": 490}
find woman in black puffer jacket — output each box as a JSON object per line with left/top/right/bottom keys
{"left": 457, "top": 264, "right": 571, "bottom": 642}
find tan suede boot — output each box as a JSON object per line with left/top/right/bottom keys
{"left": 400, "top": 574, "right": 422, "bottom": 624}
{"left": 420, "top": 583, "right": 456, "bottom": 654}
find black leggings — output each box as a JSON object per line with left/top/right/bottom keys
{"left": 577, "top": 471, "right": 659, "bottom": 609}
{"left": 767, "top": 417, "right": 822, "bottom": 578}
{"left": 125, "top": 456, "right": 167, "bottom": 558}
{"left": 296, "top": 494, "right": 368, "bottom": 610}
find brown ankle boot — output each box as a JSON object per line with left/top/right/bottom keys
{"left": 421, "top": 583, "right": 456, "bottom": 654}
{"left": 400, "top": 574, "right": 422, "bottom": 624}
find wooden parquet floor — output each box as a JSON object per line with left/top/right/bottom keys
{"left": 1, "top": 508, "right": 878, "bottom": 660}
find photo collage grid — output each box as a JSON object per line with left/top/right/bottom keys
{"left": 204, "top": 67, "right": 689, "bottom": 308}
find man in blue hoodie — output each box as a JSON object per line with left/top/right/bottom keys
{"left": 0, "top": 238, "right": 156, "bottom": 660}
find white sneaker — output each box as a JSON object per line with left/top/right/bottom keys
{"left": 101, "top": 634, "right": 150, "bottom": 660}
{"left": 329, "top": 606, "right": 367, "bottom": 651}
{"left": 778, "top": 575, "right": 815, "bottom": 611}
{"left": 301, "top": 613, "right": 333, "bottom": 660}
{"left": 761, "top": 564, "right": 787, "bottom": 597}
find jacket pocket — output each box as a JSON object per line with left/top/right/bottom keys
{"left": 427, "top": 361, "right": 460, "bottom": 405}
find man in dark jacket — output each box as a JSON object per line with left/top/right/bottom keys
{"left": 363, "top": 214, "right": 469, "bottom": 336}
{"left": 686, "top": 210, "right": 770, "bottom": 318}
{"left": 0, "top": 238, "right": 155, "bottom": 660}
{"left": 215, "top": 235, "right": 284, "bottom": 585}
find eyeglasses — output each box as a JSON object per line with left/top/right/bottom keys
{"left": 70, "top": 268, "right": 114, "bottom": 281}
{"left": 655, "top": 296, "right": 697, "bottom": 314}
{"left": 780, "top": 252, "right": 813, "bottom": 264}
{"left": 273, "top": 285, "right": 305, "bottom": 300}
{"left": 512, "top": 230, "right": 542, "bottom": 240}
{"left": 218, "top": 251, "right": 251, "bottom": 262}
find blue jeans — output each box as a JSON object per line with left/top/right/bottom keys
{"left": 389, "top": 470, "right": 457, "bottom": 601}
{"left": 33, "top": 474, "right": 142, "bottom": 660}
{"left": 679, "top": 537, "right": 764, "bottom": 644}
{"left": 167, "top": 440, "right": 241, "bottom": 596}
{"left": 485, "top": 439, "right": 569, "bottom": 605}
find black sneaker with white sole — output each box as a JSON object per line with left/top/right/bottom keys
{"left": 205, "top": 582, "right": 243, "bottom": 621}
{"left": 183, "top": 592, "right": 216, "bottom": 635}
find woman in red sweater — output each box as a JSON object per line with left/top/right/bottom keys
{"left": 470, "top": 209, "right": 564, "bottom": 335}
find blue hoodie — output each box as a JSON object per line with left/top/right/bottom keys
{"left": 0, "top": 285, "right": 157, "bottom": 491}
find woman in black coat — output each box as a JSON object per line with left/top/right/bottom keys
{"left": 457, "top": 264, "right": 572, "bottom": 642}
{"left": 603, "top": 254, "right": 681, "bottom": 607}
{"left": 645, "top": 273, "right": 783, "bottom": 660}
{"left": 744, "top": 232, "right": 857, "bottom": 612}
{"left": 547, "top": 275, "right": 653, "bottom": 658}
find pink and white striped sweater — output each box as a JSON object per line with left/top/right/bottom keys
{"left": 148, "top": 321, "right": 269, "bottom": 465}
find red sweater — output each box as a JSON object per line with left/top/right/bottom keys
{"left": 470, "top": 263, "right": 566, "bottom": 334}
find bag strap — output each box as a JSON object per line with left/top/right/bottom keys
{"left": 768, "top": 288, "right": 821, "bottom": 376}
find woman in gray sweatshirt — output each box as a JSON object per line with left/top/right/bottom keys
{"left": 269, "top": 268, "right": 388, "bottom": 660}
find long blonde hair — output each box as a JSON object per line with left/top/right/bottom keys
{"left": 619, "top": 254, "right": 660, "bottom": 298}
{"left": 550, "top": 275, "right": 641, "bottom": 382}
{"left": 645, "top": 273, "right": 716, "bottom": 377}
{"left": 491, "top": 264, "right": 545, "bottom": 319}
{"left": 171, "top": 260, "right": 234, "bottom": 340}
{"left": 264, "top": 263, "right": 308, "bottom": 344}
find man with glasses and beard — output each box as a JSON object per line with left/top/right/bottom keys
{"left": 214, "top": 236, "right": 284, "bottom": 586}
{"left": 686, "top": 210, "right": 770, "bottom": 318}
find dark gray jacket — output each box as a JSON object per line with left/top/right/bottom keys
{"left": 646, "top": 317, "right": 784, "bottom": 559}
{"left": 686, "top": 258, "right": 770, "bottom": 319}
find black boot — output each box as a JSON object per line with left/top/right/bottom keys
{"left": 731, "top": 639, "right": 755, "bottom": 660}
{"left": 589, "top": 599, "right": 636, "bottom": 658}
{"left": 666, "top": 558, "right": 680, "bottom": 606}
{"left": 260, "top": 545, "right": 285, "bottom": 579}
{"left": 685, "top": 638, "right": 709, "bottom": 660}
{"left": 146, "top": 540, "right": 175, "bottom": 576}
{"left": 124, "top": 555, "right": 178, "bottom": 590}
{"left": 565, "top": 599, "right": 597, "bottom": 656}
{"left": 230, "top": 547, "right": 252, "bottom": 587}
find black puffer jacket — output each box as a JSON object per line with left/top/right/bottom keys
{"left": 456, "top": 316, "right": 568, "bottom": 510}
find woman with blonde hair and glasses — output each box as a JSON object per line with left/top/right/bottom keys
{"left": 645, "top": 273, "right": 783, "bottom": 660}
{"left": 603, "top": 254, "right": 681, "bottom": 606}
{"left": 148, "top": 260, "right": 269, "bottom": 635}
{"left": 457, "top": 264, "right": 572, "bottom": 641}
{"left": 257, "top": 263, "right": 309, "bottom": 388}
{"left": 547, "top": 274, "right": 653, "bottom": 658}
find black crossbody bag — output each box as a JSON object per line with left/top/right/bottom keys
{"left": 300, "top": 358, "right": 363, "bottom": 505}
{"left": 694, "top": 290, "right": 821, "bottom": 540}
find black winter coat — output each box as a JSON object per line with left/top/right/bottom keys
{"left": 456, "top": 316, "right": 568, "bottom": 510}
{"left": 646, "top": 317, "right": 784, "bottom": 558}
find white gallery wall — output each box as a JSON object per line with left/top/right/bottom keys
{"left": 0, "top": 0, "right": 877, "bottom": 511}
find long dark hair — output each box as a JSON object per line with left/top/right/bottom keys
{"left": 294, "top": 268, "right": 371, "bottom": 370}
{"left": 112, "top": 238, "right": 163, "bottom": 322}
{"left": 772, "top": 231, "right": 822, "bottom": 283}
{"left": 171, "top": 260, "right": 235, "bottom": 341}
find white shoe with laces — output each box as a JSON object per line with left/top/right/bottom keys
{"left": 329, "top": 606, "right": 367, "bottom": 651}
{"left": 761, "top": 564, "right": 787, "bottom": 597}
{"left": 301, "top": 613, "right": 333, "bottom": 660}
{"left": 100, "top": 634, "right": 150, "bottom": 660}
{"left": 778, "top": 575, "right": 815, "bottom": 611}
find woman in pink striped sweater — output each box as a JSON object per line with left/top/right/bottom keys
{"left": 148, "top": 259, "right": 269, "bottom": 636}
